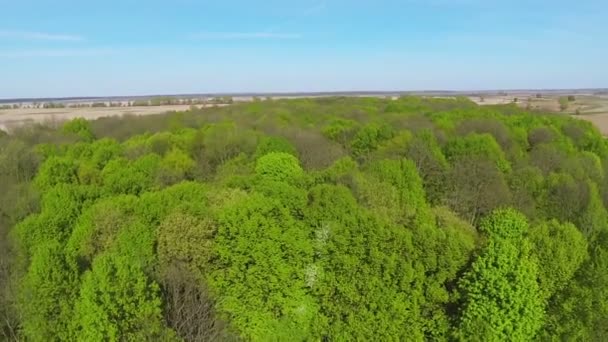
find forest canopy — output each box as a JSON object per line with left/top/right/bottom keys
{"left": 1, "top": 96, "right": 608, "bottom": 341}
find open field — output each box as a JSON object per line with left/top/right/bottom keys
{"left": 3, "top": 92, "right": 608, "bottom": 134}
{"left": 0, "top": 104, "right": 225, "bottom": 131}
{"left": 471, "top": 93, "right": 608, "bottom": 134}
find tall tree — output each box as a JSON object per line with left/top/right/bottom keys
{"left": 456, "top": 209, "right": 544, "bottom": 341}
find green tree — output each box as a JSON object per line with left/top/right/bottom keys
{"left": 255, "top": 152, "right": 304, "bottom": 183}
{"left": 541, "top": 230, "right": 608, "bottom": 340}
{"left": 211, "top": 193, "right": 315, "bottom": 340}
{"left": 254, "top": 136, "right": 298, "bottom": 159}
{"left": 529, "top": 220, "right": 588, "bottom": 299}
{"left": 34, "top": 156, "right": 79, "bottom": 191}
{"left": 74, "top": 253, "right": 171, "bottom": 341}
{"left": 18, "top": 241, "right": 79, "bottom": 341}
{"left": 62, "top": 118, "right": 95, "bottom": 142}
{"left": 305, "top": 184, "right": 424, "bottom": 341}
{"left": 444, "top": 133, "right": 511, "bottom": 173}
{"left": 446, "top": 156, "right": 512, "bottom": 224}
{"left": 157, "top": 211, "right": 215, "bottom": 277}
{"left": 456, "top": 209, "right": 544, "bottom": 341}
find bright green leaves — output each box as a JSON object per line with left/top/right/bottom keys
{"left": 74, "top": 254, "right": 169, "bottom": 341}
{"left": 101, "top": 155, "right": 161, "bottom": 195}
{"left": 456, "top": 209, "right": 544, "bottom": 341}
{"left": 306, "top": 184, "right": 424, "bottom": 341}
{"left": 34, "top": 156, "right": 78, "bottom": 190}
{"left": 18, "top": 241, "right": 79, "bottom": 341}
{"left": 254, "top": 136, "right": 298, "bottom": 159}
{"left": 157, "top": 148, "right": 196, "bottom": 186}
{"left": 350, "top": 123, "right": 395, "bottom": 157}
{"left": 255, "top": 152, "right": 304, "bottom": 183}
{"left": 529, "top": 220, "right": 588, "bottom": 299}
{"left": 62, "top": 118, "right": 95, "bottom": 142}
{"left": 212, "top": 193, "right": 315, "bottom": 340}
{"left": 541, "top": 230, "right": 608, "bottom": 340}
{"left": 478, "top": 207, "right": 528, "bottom": 239}
{"left": 8, "top": 96, "right": 608, "bottom": 341}
{"left": 444, "top": 133, "right": 511, "bottom": 173}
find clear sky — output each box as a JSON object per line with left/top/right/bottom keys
{"left": 1, "top": 0, "right": 607, "bottom": 98}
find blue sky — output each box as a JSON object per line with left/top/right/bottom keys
{"left": 0, "top": 0, "right": 607, "bottom": 98}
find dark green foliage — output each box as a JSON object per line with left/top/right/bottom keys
{"left": 2, "top": 96, "right": 608, "bottom": 340}
{"left": 446, "top": 155, "right": 512, "bottom": 224}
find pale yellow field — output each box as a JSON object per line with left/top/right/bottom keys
{"left": 0, "top": 104, "right": 224, "bottom": 131}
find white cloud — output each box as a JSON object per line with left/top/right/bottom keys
{"left": 0, "top": 30, "right": 84, "bottom": 42}
{"left": 190, "top": 32, "right": 302, "bottom": 40}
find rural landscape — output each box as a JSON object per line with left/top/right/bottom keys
{"left": 2, "top": 95, "right": 608, "bottom": 340}
{"left": 2, "top": 0, "right": 608, "bottom": 340}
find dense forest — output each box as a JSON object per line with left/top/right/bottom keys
{"left": 1, "top": 96, "right": 607, "bottom": 341}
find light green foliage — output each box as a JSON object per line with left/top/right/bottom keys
{"left": 350, "top": 123, "right": 394, "bottom": 156}
{"left": 74, "top": 253, "right": 170, "bottom": 341}
{"left": 529, "top": 220, "right": 588, "bottom": 298}
{"left": 255, "top": 152, "right": 304, "bottom": 183}
{"left": 444, "top": 133, "right": 511, "bottom": 173}
{"left": 18, "top": 241, "right": 78, "bottom": 341}
{"left": 34, "top": 156, "right": 78, "bottom": 190}
{"left": 363, "top": 158, "right": 432, "bottom": 225}
{"left": 354, "top": 172, "right": 401, "bottom": 222}
{"left": 66, "top": 195, "right": 139, "bottom": 264}
{"left": 252, "top": 179, "right": 308, "bottom": 217}
{"left": 62, "top": 118, "right": 95, "bottom": 142}
{"left": 6, "top": 96, "right": 608, "bottom": 341}
{"left": 13, "top": 184, "right": 97, "bottom": 260}
{"left": 157, "top": 148, "right": 195, "bottom": 185}
{"left": 542, "top": 231, "right": 608, "bottom": 340}
{"left": 578, "top": 151, "right": 603, "bottom": 184}
{"left": 214, "top": 153, "right": 254, "bottom": 184}
{"left": 306, "top": 184, "right": 424, "bottom": 341}
{"left": 254, "top": 136, "right": 298, "bottom": 159}
{"left": 456, "top": 209, "right": 544, "bottom": 341}
{"left": 316, "top": 156, "right": 357, "bottom": 183}
{"left": 136, "top": 181, "right": 208, "bottom": 226}
{"left": 101, "top": 154, "right": 161, "bottom": 195}
{"left": 374, "top": 130, "right": 413, "bottom": 158}
{"left": 89, "top": 138, "right": 123, "bottom": 168}
{"left": 212, "top": 193, "right": 315, "bottom": 340}
{"left": 322, "top": 118, "right": 360, "bottom": 146}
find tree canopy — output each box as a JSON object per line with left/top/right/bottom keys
{"left": 1, "top": 96, "right": 607, "bottom": 341}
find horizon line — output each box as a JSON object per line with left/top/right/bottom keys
{"left": 1, "top": 88, "right": 607, "bottom": 102}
